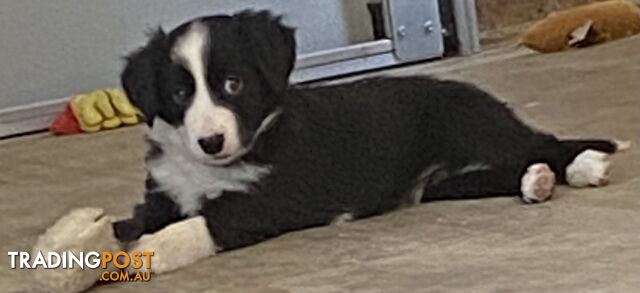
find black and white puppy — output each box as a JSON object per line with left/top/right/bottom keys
{"left": 114, "top": 11, "right": 624, "bottom": 273}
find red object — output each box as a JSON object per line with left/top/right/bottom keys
{"left": 50, "top": 103, "right": 82, "bottom": 135}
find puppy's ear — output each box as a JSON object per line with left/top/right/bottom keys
{"left": 237, "top": 11, "right": 296, "bottom": 95}
{"left": 121, "top": 29, "right": 168, "bottom": 126}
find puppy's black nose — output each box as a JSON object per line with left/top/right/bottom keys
{"left": 197, "top": 134, "right": 224, "bottom": 155}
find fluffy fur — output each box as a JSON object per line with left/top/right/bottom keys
{"left": 114, "top": 11, "right": 622, "bottom": 255}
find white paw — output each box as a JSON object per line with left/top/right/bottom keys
{"left": 521, "top": 163, "right": 556, "bottom": 204}
{"left": 127, "top": 216, "right": 216, "bottom": 275}
{"left": 566, "top": 150, "right": 611, "bottom": 187}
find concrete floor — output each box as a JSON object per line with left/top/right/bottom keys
{"left": 1, "top": 36, "right": 639, "bottom": 293}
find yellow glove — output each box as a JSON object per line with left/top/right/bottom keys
{"left": 70, "top": 88, "right": 142, "bottom": 133}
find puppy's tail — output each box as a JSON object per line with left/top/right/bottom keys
{"left": 562, "top": 139, "right": 631, "bottom": 154}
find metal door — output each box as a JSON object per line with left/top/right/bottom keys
{"left": 290, "top": 0, "right": 446, "bottom": 82}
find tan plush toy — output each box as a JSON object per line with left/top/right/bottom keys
{"left": 32, "top": 208, "right": 120, "bottom": 293}
{"left": 31, "top": 208, "right": 216, "bottom": 293}
{"left": 522, "top": 0, "right": 640, "bottom": 53}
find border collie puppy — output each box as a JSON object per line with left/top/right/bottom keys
{"left": 114, "top": 11, "right": 624, "bottom": 273}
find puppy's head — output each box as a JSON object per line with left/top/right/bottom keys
{"left": 122, "top": 11, "right": 295, "bottom": 165}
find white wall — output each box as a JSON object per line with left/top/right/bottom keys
{"left": 0, "top": 0, "right": 373, "bottom": 109}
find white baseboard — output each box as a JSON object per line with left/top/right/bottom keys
{"left": 0, "top": 98, "right": 68, "bottom": 138}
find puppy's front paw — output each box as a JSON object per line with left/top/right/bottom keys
{"left": 521, "top": 163, "right": 556, "bottom": 204}
{"left": 127, "top": 216, "right": 217, "bottom": 275}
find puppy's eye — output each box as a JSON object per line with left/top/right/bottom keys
{"left": 223, "top": 76, "right": 244, "bottom": 96}
{"left": 173, "top": 88, "right": 190, "bottom": 103}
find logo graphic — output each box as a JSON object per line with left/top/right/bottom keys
{"left": 8, "top": 251, "right": 154, "bottom": 282}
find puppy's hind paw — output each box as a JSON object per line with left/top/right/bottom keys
{"left": 521, "top": 163, "right": 556, "bottom": 204}
{"left": 566, "top": 150, "right": 611, "bottom": 188}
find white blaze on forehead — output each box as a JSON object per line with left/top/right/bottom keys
{"left": 171, "top": 22, "right": 241, "bottom": 160}
{"left": 172, "top": 22, "right": 209, "bottom": 92}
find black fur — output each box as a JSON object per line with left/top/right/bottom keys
{"left": 114, "top": 177, "right": 185, "bottom": 242}
{"left": 115, "top": 11, "right": 618, "bottom": 251}
{"left": 121, "top": 29, "right": 169, "bottom": 126}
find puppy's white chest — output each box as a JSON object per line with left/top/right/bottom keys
{"left": 147, "top": 120, "right": 270, "bottom": 216}
{"left": 149, "top": 157, "right": 268, "bottom": 216}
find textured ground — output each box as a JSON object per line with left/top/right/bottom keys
{"left": 1, "top": 35, "right": 639, "bottom": 293}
